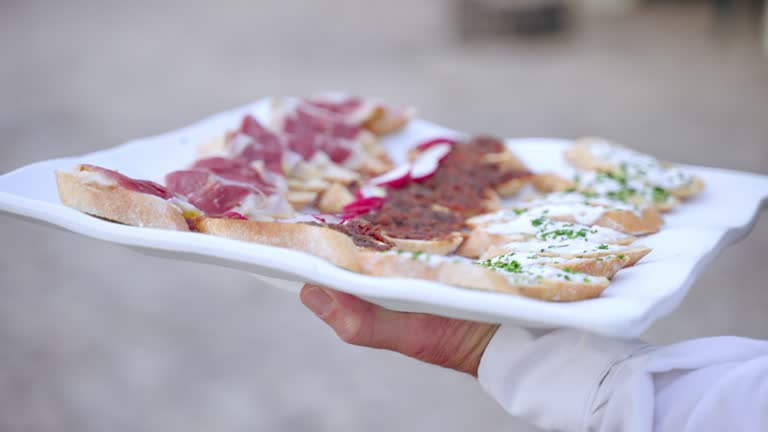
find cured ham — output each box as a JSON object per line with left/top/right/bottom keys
{"left": 165, "top": 157, "right": 292, "bottom": 218}
{"left": 80, "top": 165, "right": 175, "bottom": 200}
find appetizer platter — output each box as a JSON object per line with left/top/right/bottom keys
{"left": 1, "top": 95, "right": 767, "bottom": 337}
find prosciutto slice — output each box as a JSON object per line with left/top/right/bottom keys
{"left": 165, "top": 156, "right": 294, "bottom": 219}
{"left": 230, "top": 115, "right": 285, "bottom": 174}
{"left": 165, "top": 170, "right": 254, "bottom": 216}
{"left": 82, "top": 164, "right": 174, "bottom": 200}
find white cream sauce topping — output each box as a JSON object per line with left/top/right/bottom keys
{"left": 499, "top": 239, "right": 627, "bottom": 255}
{"left": 479, "top": 254, "right": 596, "bottom": 285}
{"left": 586, "top": 140, "right": 695, "bottom": 190}
{"left": 485, "top": 216, "right": 628, "bottom": 243}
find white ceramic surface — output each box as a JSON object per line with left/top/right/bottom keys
{"left": 1, "top": 98, "right": 767, "bottom": 337}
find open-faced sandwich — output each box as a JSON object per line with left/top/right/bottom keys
{"left": 55, "top": 96, "right": 706, "bottom": 302}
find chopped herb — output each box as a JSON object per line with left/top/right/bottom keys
{"left": 539, "top": 228, "right": 590, "bottom": 241}
{"left": 411, "top": 251, "right": 425, "bottom": 260}
{"left": 513, "top": 208, "right": 527, "bottom": 215}
{"left": 606, "top": 187, "right": 636, "bottom": 202}
{"left": 482, "top": 259, "right": 522, "bottom": 273}
{"left": 548, "top": 244, "right": 569, "bottom": 249}
{"left": 597, "top": 244, "right": 610, "bottom": 250}
{"left": 652, "top": 186, "right": 670, "bottom": 203}
{"left": 531, "top": 217, "right": 546, "bottom": 227}
{"left": 562, "top": 268, "right": 575, "bottom": 273}
{"left": 617, "top": 254, "right": 626, "bottom": 260}
{"left": 584, "top": 277, "right": 591, "bottom": 283}
{"left": 564, "top": 275, "right": 571, "bottom": 281}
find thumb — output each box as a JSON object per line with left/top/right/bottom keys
{"left": 300, "top": 284, "right": 498, "bottom": 377}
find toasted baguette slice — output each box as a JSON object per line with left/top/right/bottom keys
{"left": 382, "top": 232, "right": 465, "bottom": 255}
{"left": 467, "top": 202, "right": 663, "bottom": 236}
{"left": 457, "top": 217, "right": 636, "bottom": 259}
{"left": 193, "top": 217, "right": 361, "bottom": 272}
{"left": 533, "top": 172, "right": 679, "bottom": 212}
{"left": 56, "top": 165, "right": 189, "bottom": 231}
{"left": 477, "top": 251, "right": 635, "bottom": 279}
{"left": 480, "top": 240, "right": 651, "bottom": 267}
{"left": 517, "top": 191, "right": 665, "bottom": 234}
{"left": 565, "top": 138, "right": 704, "bottom": 200}
{"left": 358, "top": 251, "right": 610, "bottom": 302}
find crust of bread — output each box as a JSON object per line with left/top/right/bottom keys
{"left": 563, "top": 140, "right": 614, "bottom": 172}
{"left": 383, "top": 232, "right": 465, "bottom": 255}
{"left": 357, "top": 251, "right": 609, "bottom": 301}
{"left": 495, "top": 177, "right": 529, "bottom": 197}
{"left": 455, "top": 229, "right": 524, "bottom": 258}
{"left": 56, "top": 168, "right": 189, "bottom": 231}
{"left": 670, "top": 176, "right": 705, "bottom": 200}
{"left": 193, "top": 217, "right": 361, "bottom": 272}
{"left": 532, "top": 173, "right": 575, "bottom": 193}
{"left": 591, "top": 208, "right": 663, "bottom": 235}
{"left": 316, "top": 183, "right": 355, "bottom": 214}
{"left": 457, "top": 226, "right": 637, "bottom": 259}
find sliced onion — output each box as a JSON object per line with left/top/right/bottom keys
{"left": 369, "top": 163, "right": 412, "bottom": 188}
{"left": 356, "top": 185, "right": 387, "bottom": 199}
{"left": 411, "top": 143, "right": 453, "bottom": 182}
{"left": 415, "top": 137, "right": 458, "bottom": 151}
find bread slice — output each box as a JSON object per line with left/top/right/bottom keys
{"left": 477, "top": 251, "right": 635, "bottom": 279}
{"left": 358, "top": 250, "right": 610, "bottom": 301}
{"left": 56, "top": 166, "right": 190, "bottom": 231}
{"left": 532, "top": 172, "right": 680, "bottom": 212}
{"left": 565, "top": 138, "right": 704, "bottom": 201}
{"left": 192, "top": 217, "right": 361, "bottom": 272}
{"left": 467, "top": 200, "right": 663, "bottom": 235}
{"left": 457, "top": 216, "right": 636, "bottom": 259}
{"left": 477, "top": 240, "right": 651, "bottom": 267}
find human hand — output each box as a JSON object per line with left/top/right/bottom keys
{"left": 300, "top": 284, "right": 499, "bottom": 377}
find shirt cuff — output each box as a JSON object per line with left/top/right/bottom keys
{"left": 478, "top": 325, "right": 646, "bottom": 431}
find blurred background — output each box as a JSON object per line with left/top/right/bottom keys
{"left": 1, "top": 0, "right": 766, "bottom": 431}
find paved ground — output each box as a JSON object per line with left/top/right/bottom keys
{"left": 1, "top": 1, "right": 766, "bottom": 431}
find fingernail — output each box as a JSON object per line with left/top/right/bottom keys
{"left": 303, "top": 286, "right": 334, "bottom": 317}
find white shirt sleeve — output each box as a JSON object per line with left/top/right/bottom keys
{"left": 478, "top": 326, "right": 768, "bottom": 432}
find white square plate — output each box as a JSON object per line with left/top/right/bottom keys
{"left": 1, "top": 98, "right": 767, "bottom": 337}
